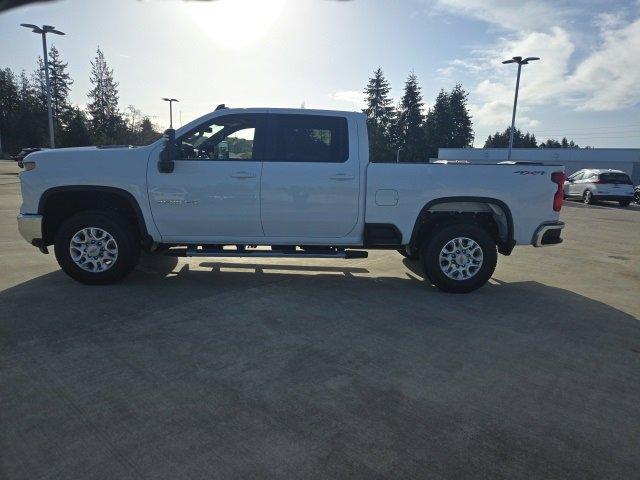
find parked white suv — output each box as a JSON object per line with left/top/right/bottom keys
{"left": 563, "top": 169, "right": 634, "bottom": 206}
{"left": 17, "top": 107, "right": 566, "bottom": 293}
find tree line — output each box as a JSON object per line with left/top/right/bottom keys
{"left": 484, "top": 127, "right": 583, "bottom": 149}
{"left": 362, "top": 68, "right": 582, "bottom": 162}
{"left": 363, "top": 68, "right": 474, "bottom": 162}
{"left": 0, "top": 46, "right": 161, "bottom": 155}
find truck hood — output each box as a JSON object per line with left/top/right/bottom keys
{"left": 28, "top": 145, "right": 142, "bottom": 159}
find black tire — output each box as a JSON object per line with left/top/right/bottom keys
{"left": 397, "top": 246, "right": 419, "bottom": 260}
{"left": 634, "top": 191, "right": 640, "bottom": 205}
{"left": 420, "top": 223, "right": 497, "bottom": 294}
{"left": 619, "top": 199, "right": 631, "bottom": 207}
{"left": 583, "top": 190, "right": 594, "bottom": 205}
{"left": 54, "top": 211, "right": 140, "bottom": 285}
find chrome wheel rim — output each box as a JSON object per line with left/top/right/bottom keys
{"left": 69, "top": 227, "right": 118, "bottom": 273}
{"left": 439, "top": 237, "right": 483, "bottom": 281}
{"left": 584, "top": 191, "right": 591, "bottom": 203}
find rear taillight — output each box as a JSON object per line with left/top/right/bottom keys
{"left": 551, "top": 171, "right": 565, "bottom": 212}
{"left": 23, "top": 161, "right": 36, "bottom": 171}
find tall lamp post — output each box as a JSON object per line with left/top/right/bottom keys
{"left": 20, "top": 24, "right": 65, "bottom": 149}
{"left": 162, "top": 98, "right": 179, "bottom": 129}
{"left": 502, "top": 56, "right": 539, "bottom": 161}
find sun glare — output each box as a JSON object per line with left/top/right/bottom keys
{"left": 186, "top": 0, "right": 287, "bottom": 50}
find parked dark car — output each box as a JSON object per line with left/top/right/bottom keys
{"left": 12, "top": 148, "right": 43, "bottom": 168}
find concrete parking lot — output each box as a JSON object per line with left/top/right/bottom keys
{"left": 1, "top": 160, "right": 639, "bottom": 479}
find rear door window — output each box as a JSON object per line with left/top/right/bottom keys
{"left": 598, "top": 172, "right": 632, "bottom": 184}
{"left": 270, "top": 115, "right": 349, "bottom": 163}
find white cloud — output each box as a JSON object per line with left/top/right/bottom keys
{"left": 470, "top": 100, "right": 540, "bottom": 129}
{"left": 567, "top": 17, "right": 640, "bottom": 111}
{"left": 433, "top": 0, "right": 569, "bottom": 33}
{"left": 331, "top": 90, "right": 366, "bottom": 108}
{"left": 432, "top": 0, "right": 640, "bottom": 129}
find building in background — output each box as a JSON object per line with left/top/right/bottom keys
{"left": 438, "top": 148, "right": 640, "bottom": 184}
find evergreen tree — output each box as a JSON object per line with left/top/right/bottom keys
{"left": 539, "top": 139, "right": 561, "bottom": 148}
{"left": 60, "top": 107, "right": 91, "bottom": 147}
{"left": 448, "top": 84, "right": 474, "bottom": 148}
{"left": 484, "top": 127, "right": 538, "bottom": 148}
{"left": 87, "top": 47, "right": 123, "bottom": 143}
{"left": 31, "top": 57, "right": 47, "bottom": 111}
{"left": 424, "top": 89, "right": 451, "bottom": 159}
{"left": 539, "top": 137, "right": 579, "bottom": 148}
{"left": 523, "top": 132, "right": 537, "bottom": 147}
{"left": 396, "top": 72, "right": 424, "bottom": 162}
{"left": 423, "top": 85, "right": 475, "bottom": 158}
{"left": 363, "top": 67, "right": 395, "bottom": 162}
{"left": 16, "top": 70, "right": 47, "bottom": 149}
{"left": 135, "top": 117, "right": 162, "bottom": 145}
{"left": 47, "top": 45, "right": 73, "bottom": 137}
{"left": 0, "top": 68, "right": 19, "bottom": 154}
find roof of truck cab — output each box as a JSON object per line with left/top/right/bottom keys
{"left": 176, "top": 108, "right": 365, "bottom": 136}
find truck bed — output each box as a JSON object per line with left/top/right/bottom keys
{"left": 365, "top": 163, "right": 564, "bottom": 245}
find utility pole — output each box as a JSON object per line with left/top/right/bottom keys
{"left": 502, "top": 56, "right": 539, "bottom": 161}
{"left": 21, "top": 24, "right": 66, "bottom": 149}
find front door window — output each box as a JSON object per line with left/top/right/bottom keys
{"left": 178, "top": 116, "right": 260, "bottom": 161}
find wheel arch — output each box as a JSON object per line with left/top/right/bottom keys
{"left": 38, "top": 185, "right": 153, "bottom": 248}
{"left": 409, "top": 196, "right": 515, "bottom": 256}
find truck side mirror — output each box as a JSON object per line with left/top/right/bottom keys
{"left": 158, "top": 128, "right": 176, "bottom": 173}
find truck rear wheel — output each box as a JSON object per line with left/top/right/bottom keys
{"left": 420, "top": 223, "right": 497, "bottom": 293}
{"left": 54, "top": 211, "right": 140, "bottom": 285}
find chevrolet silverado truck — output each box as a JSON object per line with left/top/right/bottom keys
{"left": 17, "top": 107, "right": 566, "bottom": 293}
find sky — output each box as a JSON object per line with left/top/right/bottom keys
{"left": 1, "top": 0, "right": 639, "bottom": 147}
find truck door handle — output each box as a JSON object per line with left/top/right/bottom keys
{"left": 329, "top": 174, "right": 354, "bottom": 181}
{"left": 231, "top": 171, "right": 256, "bottom": 179}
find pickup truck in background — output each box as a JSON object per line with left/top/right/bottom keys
{"left": 17, "top": 107, "right": 566, "bottom": 293}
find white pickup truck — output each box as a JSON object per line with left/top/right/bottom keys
{"left": 17, "top": 107, "right": 565, "bottom": 292}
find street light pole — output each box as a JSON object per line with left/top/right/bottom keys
{"left": 502, "top": 56, "right": 539, "bottom": 161}
{"left": 21, "top": 24, "right": 65, "bottom": 149}
{"left": 41, "top": 31, "right": 54, "bottom": 148}
{"left": 162, "top": 98, "right": 179, "bottom": 129}
{"left": 507, "top": 62, "right": 522, "bottom": 160}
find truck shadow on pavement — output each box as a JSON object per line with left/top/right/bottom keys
{"left": 1, "top": 254, "right": 639, "bottom": 479}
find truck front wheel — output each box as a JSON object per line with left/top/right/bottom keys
{"left": 420, "top": 223, "right": 497, "bottom": 293}
{"left": 54, "top": 211, "right": 140, "bottom": 285}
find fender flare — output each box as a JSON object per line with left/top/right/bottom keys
{"left": 409, "top": 196, "right": 515, "bottom": 255}
{"left": 38, "top": 185, "right": 153, "bottom": 246}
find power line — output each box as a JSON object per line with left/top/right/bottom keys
{"left": 524, "top": 123, "right": 640, "bottom": 133}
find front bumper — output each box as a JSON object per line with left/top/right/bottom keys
{"left": 532, "top": 221, "right": 565, "bottom": 247}
{"left": 17, "top": 214, "right": 44, "bottom": 248}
